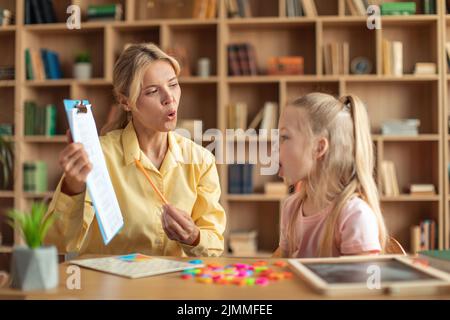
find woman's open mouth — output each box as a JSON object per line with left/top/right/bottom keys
{"left": 167, "top": 110, "right": 177, "bottom": 121}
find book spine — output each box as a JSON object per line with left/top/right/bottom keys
{"left": 242, "top": 164, "right": 253, "bottom": 194}
{"left": 228, "top": 44, "right": 241, "bottom": 76}
{"left": 30, "top": 0, "right": 44, "bottom": 24}
{"left": 45, "top": 104, "right": 56, "bottom": 136}
{"left": 87, "top": 4, "right": 119, "bottom": 17}
{"left": 25, "top": 49, "right": 34, "bottom": 80}
{"left": 228, "top": 164, "right": 243, "bottom": 194}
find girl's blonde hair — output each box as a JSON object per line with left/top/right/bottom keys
{"left": 286, "top": 92, "right": 388, "bottom": 257}
{"left": 101, "top": 43, "right": 181, "bottom": 135}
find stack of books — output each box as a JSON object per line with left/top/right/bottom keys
{"left": 229, "top": 230, "right": 258, "bottom": 256}
{"left": 413, "top": 62, "right": 436, "bottom": 75}
{"left": 227, "top": 43, "right": 258, "bottom": 76}
{"left": 380, "top": 160, "right": 400, "bottom": 196}
{"left": 25, "top": 48, "right": 62, "bottom": 81}
{"left": 0, "top": 8, "right": 13, "bottom": 26}
{"left": 380, "top": 2, "right": 416, "bottom": 15}
{"left": 0, "top": 123, "right": 13, "bottom": 136}
{"left": 0, "top": 66, "right": 14, "bottom": 80}
{"left": 382, "top": 39, "right": 403, "bottom": 76}
{"left": 228, "top": 164, "right": 253, "bottom": 194}
{"left": 23, "top": 161, "right": 48, "bottom": 193}
{"left": 192, "top": 0, "right": 217, "bottom": 19}
{"left": 24, "top": 0, "right": 56, "bottom": 24}
{"left": 323, "top": 42, "right": 350, "bottom": 75}
{"left": 87, "top": 3, "right": 123, "bottom": 22}
{"left": 381, "top": 119, "right": 420, "bottom": 136}
{"left": 409, "top": 184, "right": 435, "bottom": 196}
{"left": 410, "top": 220, "right": 437, "bottom": 254}
{"left": 225, "top": 0, "right": 252, "bottom": 18}
{"left": 24, "top": 101, "right": 57, "bottom": 136}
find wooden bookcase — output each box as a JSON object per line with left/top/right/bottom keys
{"left": 0, "top": 0, "right": 449, "bottom": 255}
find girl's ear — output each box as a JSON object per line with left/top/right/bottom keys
{"left": 315, "top": 137, "right": 329, "bottom": 160}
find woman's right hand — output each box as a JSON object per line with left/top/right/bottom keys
{"left": 59, "top": 129, "right": 93, "bottom": 195}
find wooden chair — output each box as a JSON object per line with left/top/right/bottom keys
{"left": 385, "top": 237, "right": 407, "bottom": 255}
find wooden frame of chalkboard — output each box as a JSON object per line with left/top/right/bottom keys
{"left": 288, "top": 255, "right": 450, "bottom": 296}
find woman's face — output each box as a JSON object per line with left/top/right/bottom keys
{"left": 132, "top": 60, "right": 181, "bottom": 132}
{"left": 278, "top": 106, "right": 316, "bottom": 186}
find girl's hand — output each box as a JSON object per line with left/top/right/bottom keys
{"left": 59, "top": 129, "right": 92, "bottom": 195}
{"left": 161, "top": 204, "right": 200, "bottom": 246}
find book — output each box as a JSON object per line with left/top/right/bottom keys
{"left": 229, "top": 230, "right": 258, "bottom": 256}
{"left": 382, "top": 40, "right": 403, "bottom": 76}
{"left": 87, "top": 4, "right": 123, "bottom": 20}
{"left": 413, "top": 62, "right": 436, "bottom": 75}
{"left": 410, "top": 184, "right": 435, "bottom": 196}
{"left": 260, "top": 102, "right": 278, "bottom": 133}
{"left": 418, "top": 250, "right": 450, "bottom": 274}
{"left": 228, "top": 164, "right": 253, "bottom": 194}
{"left": 423, "top": 0, "right": 436, "bottom": 14}
{"left": 226, "top": 0, "right": 240, "bottom": 18}
{"left": 45, "top": 104, "right": 57, "bottom": 136}
{"left": 301, "top": 0, "right": 317, "bottom": 17}
{"left": 381, "top": 119, "right": 420, "bottom": 136}
{"left": 23, "top": 161, "right": 47, "bottom": 193}
{"left": 380, "top": 160, "right": 399, "bottom": 196}
{"left": 228, "top": 102, "right": 248, "bottom": 130}
{"left": 381, "top": 2, "right": 416, "bottom": 15}
{"left": 227, "top": 43, "right": 258, "bottom": 76}
{"left": 323, "top": 43, "right": 349, "bottom": 75}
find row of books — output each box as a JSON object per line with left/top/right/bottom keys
{"left": 87, "top": 4, "right": 123, "bottom": 22}
{"left": 346, "top": 0, "right": 370, "bottom": 16}
{"left": 323, "top": 42, "right": 350, "bottom": 75}
{"left": 381, "top": 119, "right": 420, "bottom": 136}
{"left": 25, "top": 0, "right": 57, "bottom": 24}
{"left": 286, "top": 0, "right": 317, "bottom": 17}
{"left": 226, "top": 0, "right": 252, "bottom": 18}
{"left": 380, "top": 160, "right": 399, "bottom": 196}
{"left": 227, "top": 43, "right": 258, "bottom": 76}
{"left": 192, "top": 0, "right": 217, "bottom": 19}
{"left": 228, "top": 164, "right": 253, "bottom": 194}
{"left": 24, "top": 101, "right": 57, "bottom": 136}
{"left": 0, "top": 66, "right": 14, "bottom": 80}
{"left": 23, "top": 161, "right": 48, "bottom": 193}
{"left": 410, "top": 220, "right": 437, "bottom": 254}
{"left": 25, "top": 48, "right": 63, "bottom": 81}
{"left": 382, "top": 39, "right": 403, "bottom": 76}
{"left": 227, "top": 102, "right": 278, "bottom": 133}
{"left": 380, "top": 2, "right": 416, "bottom": 15}
{"left": 0, "top": 7, "right": 13, "bottom": 26}
{"left": 0, "top": 123, "right": 13, "bottom": 136}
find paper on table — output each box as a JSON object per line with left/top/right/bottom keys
{"left": 64, "top": 99, "right": 124, "bottom": 245}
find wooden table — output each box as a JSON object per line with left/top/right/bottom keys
{"left": 1, "top": 256, "right": 450, "bottom": 300}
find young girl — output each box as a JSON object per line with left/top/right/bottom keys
{"left": 277, "top": 92, "right": 388, "bottom": 258}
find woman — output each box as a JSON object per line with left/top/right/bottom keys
{"left": 45, "top": 43, "right": 226, "bottom": 257}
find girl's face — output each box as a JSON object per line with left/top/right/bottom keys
{"left": 132, "top": 60, "right": 181, "bottom": 132}
{"left": 278, "top": 106, "right": 316, "bottom": 186}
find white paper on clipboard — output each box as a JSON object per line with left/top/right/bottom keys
{"left": 63, "top": 99, "right": 124, "bottom": 245}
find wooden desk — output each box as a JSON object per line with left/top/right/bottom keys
{"left": 1, "top": 256, "right": 450, "bottom": 300}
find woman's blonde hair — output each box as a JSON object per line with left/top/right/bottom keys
{"left": 286, "top": 92, "right": 388, "bottom": 257}
{"left": 101, "top": 43, "right": 181, "bottom": 135}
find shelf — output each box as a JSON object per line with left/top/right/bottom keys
{"left": 0, "top": 26, "right": 15, "bottom": 33}
{"left": 381, "top": 195, "right": 440, "bottom": 202}
{"left": 226, "top": 194, "right": 287, "bottom": 202}
{"left": 23, "top": 192, "right": 54, "bottom": 199}
{"left": 0, "top": 191, "right": 14, "bottom": 199}
{"left": 179, "top": 76, "right": 218, "bottom": 83}
{"left": 0, "top": 80, "right": 15, "bottom": 87}
{"left": 25, "top": 79, "right": 111, "bottom": 87}
{"left": 372, "top": 134, "right": 440, "bottom": 142}
{"left": 23, "top": 136, "right": 67, "bottom": 143}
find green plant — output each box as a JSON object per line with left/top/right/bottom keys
{"left": 7, "top": 202, "right": 56, "bottom": 249}
{"left": 75, "top": 51, "right": 91, "bottom": 63}
{"left": 0, "top": 135, "right": 13, "bottom": 190}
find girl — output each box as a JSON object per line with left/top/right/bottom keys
{"left": 277, "top": 93, "right": 387, "bottom": 258}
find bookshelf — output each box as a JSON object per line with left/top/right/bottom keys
{"left": 0, "top": 0, "right": 448, "bottom": 255}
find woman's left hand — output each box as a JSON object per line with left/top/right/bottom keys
{"left": 161, "top": 204, "right": 200, "bottom": 246}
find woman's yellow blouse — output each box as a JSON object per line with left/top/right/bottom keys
{"left": 45, "top": 121, "right": 226, "bottom": 257}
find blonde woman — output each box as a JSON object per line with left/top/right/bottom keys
{"left": 45, "top": 43, "right": 226, "bottom": 257}
{"left": 277, "top": 93, "right": 388, "bottom": 258}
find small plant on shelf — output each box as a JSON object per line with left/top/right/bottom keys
{"left": 74, "top": 51, "right": 92, "bottom": 80}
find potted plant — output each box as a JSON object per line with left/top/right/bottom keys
{"left": 7, "top": 202, "right": 58, "bottom": 291}
{"left": 73, "top": 51, "right": 92, "bottom": 80}
{"left": 0, "top": 135, "right": 13, "bottom": 190}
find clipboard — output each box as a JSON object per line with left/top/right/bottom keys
{"left": 64, "top": 99, "right": 124, "bottom": 245}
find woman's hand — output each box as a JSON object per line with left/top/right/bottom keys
{"left": 161, "top": 204, "right": 200, "bottom": 246}
{"left": 59, "top": 129, "right": 92, "bottom": 195}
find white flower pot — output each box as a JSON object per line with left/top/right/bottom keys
{"left": 11, "top": 246, "right": 59, "bottom": 291}
{"left": 74, "top": 63, "right": 92, "bottom": 80}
